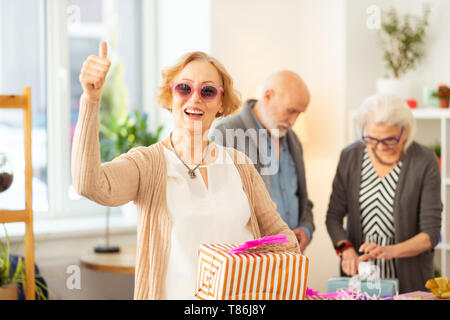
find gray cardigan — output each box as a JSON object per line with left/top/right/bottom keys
{"left": 326, "top": 140, "right": 442, "bottom": 293}
{"left": 212, "top": 99, "right": 315, "bottom": 239}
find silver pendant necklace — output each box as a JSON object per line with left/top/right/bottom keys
{"left": 169, "top": 132, "right": 211, "bottom": 179}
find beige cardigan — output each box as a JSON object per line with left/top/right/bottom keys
{"left": 71, "top": 96, "right": 299, "bottom": 300}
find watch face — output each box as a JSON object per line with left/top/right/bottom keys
{"left": 337, "top": 243, "right": 346, "bottom": 250}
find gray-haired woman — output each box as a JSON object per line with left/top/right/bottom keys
{"left": 326, "top": 94, "right": 442, "bottom": 293}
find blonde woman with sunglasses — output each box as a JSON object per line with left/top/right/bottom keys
{"left": 72, "top": 42, "right": 299, "bottom": 300}
{"left": 326, "top": 94, "right": 442, "bottom": 294}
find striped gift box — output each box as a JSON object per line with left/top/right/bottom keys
{"left": 195, "top": 243, "right": 309, "bottom": 300}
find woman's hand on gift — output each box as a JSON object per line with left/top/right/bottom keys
{"left": 341, "top": 247, "right": 360, "bottom": 276}
{"left": 358, "top": 242, "right": 395, "bottom": 261}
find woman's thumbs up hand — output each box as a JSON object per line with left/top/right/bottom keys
{"left": 79, "top": 41, "right": 111, "bottom": 102}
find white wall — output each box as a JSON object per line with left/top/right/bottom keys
{"left": 157, "top": 0, "right": 211, "bottom": 69}
{"left": 295, "top": 0, "right": 347, "bottom": 293}
{"left": 412, "top": 0, "right": 450, "bottom": 91}
{"left": 345, "top": 0, "right": 450, "bottom": 114}
{"left": 210, "top": 0, "right": 301, "bottom": 100}
{"left": 155, "top": 0, "right": 211, "bottom": 139}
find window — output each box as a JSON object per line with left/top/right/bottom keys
{"left": 0, "top": 0, "right": 146, "bottom": 219}
{"left": 68, "top": 0, "right": 144, "bottom": 139}
{"left": 0, "top": 0, "right": 48, "bottom": 212}
{"left": 65, "top": 0, "right": 145, "bottom": 217}
{"left": 0, "top": 0, "right": 210, "bottom": 222}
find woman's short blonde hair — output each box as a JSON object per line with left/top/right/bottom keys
{"left": 356, "top": 94, "right": 416, "bottom": 151}
{"left": 156, "top": 51, "right": 242, "bottom": 118}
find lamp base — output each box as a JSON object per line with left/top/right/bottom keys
{"left": 94, "top": 245, "right": 121, "bottom": 254}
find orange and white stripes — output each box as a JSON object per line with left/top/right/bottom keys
{"left": 195, "top": 243, "right": 309, "bottom": 300}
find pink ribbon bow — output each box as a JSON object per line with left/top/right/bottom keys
{"left": 229, "top": 234, "right": 289, "bottom": 254}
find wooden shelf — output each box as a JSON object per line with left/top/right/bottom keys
{"left": 0, "top": 210, "right": 31, "bottom": 223}
{"left": 437, "top": 243, "right": 450, "bottom": 251}
{"left": 0, "top": 87, "right": 35, "bottom": 300}
{"left": 412, "top": 108, "right": 450, "bottom": 119}
{"left": 411, "top": 112, "right": 449, "bottom": 278}
{"left": 0, "top": 95, "right": 28, "bottom": 109}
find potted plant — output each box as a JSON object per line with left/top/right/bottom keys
{"left": 0, "top": 153, "right": 14, "bottom": 193}
{"left": 435, "top": 85, "right": 450, "bottom": 109}
{"left": 100, "top": 110, "right": 163, "bottom": 164}
{"left": 0, "top": 225, "right": 50, "bottom": 300}
{"left": 100, "top": 109, "right": 163, "bottom": 223}
{"left": 422, "top": 87, "right": 439, "bottom": 108}
{"left": 429, "top": 142, "right": 441, "bottom": 171}
{"left": 376, "top": 6, "right": 431, "bottom": 99}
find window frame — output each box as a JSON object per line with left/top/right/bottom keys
{"left": 43, "top": 0, "right": 159, "bottom": 220}
{"left": 46, "top": 0, "right": 76, "bottom": 219}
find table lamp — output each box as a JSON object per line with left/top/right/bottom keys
{"left": 94, "top": 206, "right": 120, "bottom": 253}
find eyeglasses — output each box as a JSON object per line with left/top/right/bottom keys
{"left": 361, "top": 127, "right": 404, "bottom": 146}
{"left": 170, "top": 81, "right": 224, "bottom": 103}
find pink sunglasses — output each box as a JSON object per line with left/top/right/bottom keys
{"left": 170, "top": 81, "right": 224, "bottom": 102}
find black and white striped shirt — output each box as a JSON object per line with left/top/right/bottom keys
{"left": 359, "top": 149, "right": 402, "bottom": 279}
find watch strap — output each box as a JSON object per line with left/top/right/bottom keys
{"left": 334, "top": 241, "right": 354, "bottom": 256}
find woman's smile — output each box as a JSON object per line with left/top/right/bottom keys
{"left": 183, "top": 106, "right": 205, "bottom": 120}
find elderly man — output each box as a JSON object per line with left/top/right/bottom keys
{"left": 212, "top": 70, "right": 314, "bottom": 252}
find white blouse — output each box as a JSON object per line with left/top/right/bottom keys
{"left": 163, "top": 143, "right": 254, "bottom": 300}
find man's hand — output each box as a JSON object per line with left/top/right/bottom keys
{"left": 293, "top": 227, "right": 309, "bottom": 252}
{"left": 79, "top": 41, "right": 111, "bottom": 102}
{"left": 341, "top": 247, "right": 360, "bottom": 276}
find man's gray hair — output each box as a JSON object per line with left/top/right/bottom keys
{"left": 356, "top": 94, "right": 416, "bottom": 151}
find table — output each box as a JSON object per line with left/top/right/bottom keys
{"left": 79, "top": 244, "right": 136, "bottom": 274}
{"left": 305, "top": 290, "right": 449, "bottom": 300}
{"left": 398, "top": 291, "right": 448, "bottom": 300}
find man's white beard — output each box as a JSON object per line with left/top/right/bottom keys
{"left": 260, "top": 111, "right": 289, "bottom": 139}
{"left": 270, "top": 126, "right": 288, "bottom": 139}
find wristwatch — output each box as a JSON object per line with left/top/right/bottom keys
{"left": 334, "top": 241, "right": 354, "bottom": 257}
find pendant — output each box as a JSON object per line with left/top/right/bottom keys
{"left": 188, "top": 170, "right": 196, "bottom": 179}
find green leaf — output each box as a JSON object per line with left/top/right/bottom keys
{"left": 379, "top": 6, "right": 430, "bottom": 78}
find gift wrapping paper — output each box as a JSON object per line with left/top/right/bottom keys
{"left": 195, "top": 243, "right": 309, "bottom": 300}
{"left": 326, "top": 277, "right": 399, "bottom": 297}
{"left": 397, "top": 291, "right": 445, "bottom": 300}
